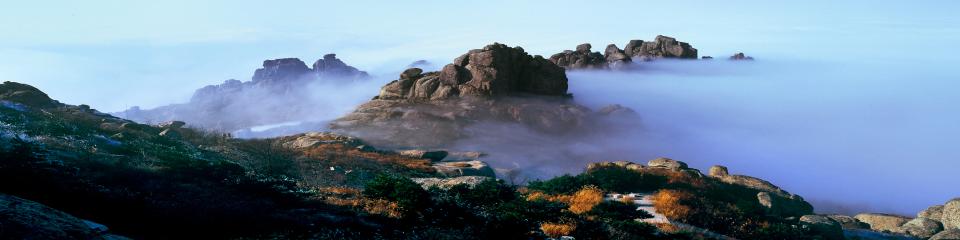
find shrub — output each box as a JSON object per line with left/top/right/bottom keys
{"left": 541, "top": 222, "right": 576, "bottom": 238}
{"left": 363, "top": 174, "right": 430, "bottom": 216}
{"left": 604, "top": 220, "right": 659, "bottom": 240}
{"left": 651, "top": 189, "right": 694, "bottom": 220}
{"left": 568, "top": 186, "right": 604, "bottom": 214}
{"left": 527, "top": 174, "right": 583, "bottom": 194}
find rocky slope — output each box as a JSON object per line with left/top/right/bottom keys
{"left": 116, "top": 54, "right": 369, "bottom": 132}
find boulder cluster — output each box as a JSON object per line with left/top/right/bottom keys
{"left": 801, "top": 198, "right": 960, "bottom": 239}
{"left": 379, "top": 43, "right": 568, "bottom": 101}
{"left": 549, "top": 35, "right": 699, "bottom": 70}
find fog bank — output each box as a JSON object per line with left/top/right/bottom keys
{"left": 567, "top": 59, "right": 960, "bottom": 215}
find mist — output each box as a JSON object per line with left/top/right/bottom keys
{"left": 562, "top": 59, "right": 960, "bottom": 215}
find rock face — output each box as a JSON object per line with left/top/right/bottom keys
{"left": 899, "top": 217, "right": 943, "bottom": 238}
{"left": 854, "top": 213, "right": 911, "bottom": 233}
{"left": 930, "top": 229, "right": 960, "bottom": 240}
{"left": 623, "top": 35, "right": 698, "bottom": 60}
{"left": 920, "top": 205, "right": 945, "bottom": 222}
{"left": 116, "top": 54, "right": 369, "bottom": 132}
{"left": 799, "top": 215, "right": 844, "bottom": 240}
{"left": 548, "top": 43, "right": 609, "bottom": 70}
{"left": 0, "top": 193, "right": 102, "bottom": 239}
{"left": 0, "top": 81, "right": 60, "bottom": 108}
{"left": 944, "top": 198, "right": 960, "bottom": 229}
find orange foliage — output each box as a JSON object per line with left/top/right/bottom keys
{"left": 301, "top": 144, "right": 434, "bottom": 172}
{"left": 567, "top": 186, "right": 604, "bottom": 214}
{"left": 540, "top": 222, "right": 576, "bottom": 238}
{"left": 651, "top": 189, "right": 694, "bottom": 220}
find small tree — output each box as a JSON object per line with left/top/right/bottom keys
{"left": 364, "top": 174, "right": 430, "bottom": 216}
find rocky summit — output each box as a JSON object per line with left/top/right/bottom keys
{"left": 550, "top": 35, "right": 699, "bottom": 70}
{"left": 331, "top": 42, "right": 636, "bottom": 147}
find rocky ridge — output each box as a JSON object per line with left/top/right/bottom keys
{"left": 116, "top": 53, "right": 369, "bottom": 132}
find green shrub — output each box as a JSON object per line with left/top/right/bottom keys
{"left": 589, "top": 201, "right": 653, "bottom": 221}
{"left": 364, "top": 174, "right": 430, "bottom": 215}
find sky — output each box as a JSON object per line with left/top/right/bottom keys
{"left": 2, "top": 1, "right": 960, "bottom": 214}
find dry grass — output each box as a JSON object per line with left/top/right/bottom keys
{"left": 651, "top": 189, "right": 694, "bottom": 220}
{"left": 302, "top": 144, "right": 434, "bottom": 172}
{"left": 315, "top": 186, "right": 403, "bottom": 218}
{"left": 540, "top": 222, "right": 576, "bottom": 238}
{"left": 619, "top": 195, "right": 636, "bottom": 204}
{"left": 526, "top": 186, "right": 604, "bottom": 214}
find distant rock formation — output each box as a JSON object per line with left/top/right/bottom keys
{"left": 549, "top": 35, "right": 699, "bottom": 70}
{"left": 729, "top": 52, "right": 755, "bottom": 61}
{"left": 117, "top": 54, "right": 369, "bottom": 132}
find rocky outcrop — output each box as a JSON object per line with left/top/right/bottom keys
{"left": 312, "top": 54, "right": 369, "bottom": 79}
{"left": 548, "top": 43, "right": 609, "bottom": 70}
{"left": 930, "top": 229, "right": 960, "bottom": 240}
{"left": 0, "top": 81, "right": 60, "bottom": 108}
{"left": 920, "top": 205, "right": 945, "bottom": 222}
{"left": 549, "top": 35, "right": 699, "bottom": 70}
{"left": 900, "top": 217, "right": 943, "bottom": 238}
{"left": 800, "top": 215, "right": 844, "bottom": 240}
{"left": 944, "top": 198, "right": 960, "bottom": 229}
{"left": 380, "top": 43, "right": 568, "bottom": 100}
{"left": 332, "top": 43, "right": 633, "bottom": 147}
{"left": 854, "top": 213, "right": 911, "bottom": 233}
{"left": 412, "top": 176, "right": 493, "bottom": 190}
{"left": 647, "top": 157, "right": 688, "bottom": 170}
{"left": 432, "top": 160, "right": 496, "bottom": 178}
{"left": 116, "top": 54, "right": 369, "bottom": 132}
{"left": 0, "top": 193, "right": 113, "bottom": 239}
{"left": 623, "top": 35, "right": 698, "bottom": 60}
{"left": 398, "top": 149, "right": 449, "bottom": 162}
{"left": 729, "top": 52, "right": 755, "bottom": 61}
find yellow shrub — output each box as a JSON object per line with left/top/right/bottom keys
{"left": 541, "top": 222, "right": 576, "bottom": 238}
{"left": 651, "top": 189, "right": 693, "bottom": 220}
{"left": 568, "top": 186, "right": 604, "bottom": 214}
{"left": 363, "top": 198, "right": 403, "bottom": 219}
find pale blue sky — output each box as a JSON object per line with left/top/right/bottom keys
{"left": 2, "top": 1, "right": 958, "bottom": 111}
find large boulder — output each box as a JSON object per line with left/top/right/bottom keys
{"left": 0, "top": 81, "right": 59, "bottom": 108}
{"left": 930, "top": 229, "right": 960, "bottom": 240}
{"left": 799, "top": 215, "right": 844, "bottom": 240}
{"left": 944, "top": 198, "right": 960, "bottom": 229}
{"left": 647, "top": 157, "right": 688, "bottom": 170}
{"left": 0, "top": 194, "right": 102, "bottom": 239}
{"left": 398, "top": 149, "right": 449, "bottom": 162}
{"left": 855, "top": 213, "right": 911, "bottom": 233}
{"left": 920, "top": 205, "right": 945, "bottom": 222}
{"left": 432, "top": 160, "right": 496, "bottom": 178}
{"left": 624, "top": 35, "right": 698, "bottom": 60}
{"left": 548, "top": 43, "right": 608, "bottom": 70}
{"left": 899, "top": 217, "right": 943, "bottom": 238}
